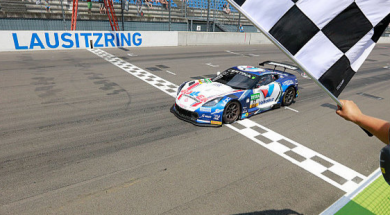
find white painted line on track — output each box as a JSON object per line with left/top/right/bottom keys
{"left": 225, "top": 50, "right": 242, "bottom": 55}
{"left": 284, "top": 106, "right": 299, "bottom": 113}
{"left": 89, "top": 48, "right": 367, "bottom": 193}
{"left": 165, "top": 70, "right": 176, "bottom": 75}
{"left": 206, "top": 63, "right": 219, "bottom": 68}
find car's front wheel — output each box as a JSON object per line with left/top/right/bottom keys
{"left": 222, "top": 101, "right": 240, "bottom": 124}
{"left": 282, "top": 87, "right": 295, "bottom": 106}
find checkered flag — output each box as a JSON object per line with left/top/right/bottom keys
{"left": 229, "top": 0, "right": 390, "bottom": 98}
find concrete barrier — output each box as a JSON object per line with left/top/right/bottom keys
{"left": 379, "top": 37, "right": 390, "bottom": 44}
{"left": 0, "top": 30, "right": 388, "bottom": 52}
{"left": 178, "top": 32, "right": 390, "bottom": 46}
{"left": 247, "top": 33, "right": 272, "bottom": 45}
{"left": 178, "top": 32, "right": 251, "bottom": 46}
{"left": 177, "top": 32, "right": 273, "bottom": 46}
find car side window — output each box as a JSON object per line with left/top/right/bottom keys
{"left": 257, "top": 74, "right": 273, "bottom": 87}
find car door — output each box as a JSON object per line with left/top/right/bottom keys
{"left": 249, "top": 74, "right": 281, "bottom": 112}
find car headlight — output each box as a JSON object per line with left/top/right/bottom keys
{"left": 203, "top": 97, "right": 222, "bottom": 107}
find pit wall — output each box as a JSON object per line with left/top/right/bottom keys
{"left": 0, "top": 30, "right": 389, "bottom": 52}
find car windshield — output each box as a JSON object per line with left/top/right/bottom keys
{"left": 212, "top": 68, "right": 260, "bottom": 89}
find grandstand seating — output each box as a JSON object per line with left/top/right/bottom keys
{"left": 186, "top": 0, "right": 237, "bottom": 13}
{"left": 0, "top": 0, "right": 251, "bottom": 31}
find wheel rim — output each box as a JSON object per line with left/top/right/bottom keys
{"left": 225, "top": 103, "right": 239, "bottom": 120}
{"left": 285, "top": 89, "right": 294, "bottom": 104}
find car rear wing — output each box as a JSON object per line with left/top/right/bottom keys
{"left": 259, "top": 61, "right": 310, "bottom": 79}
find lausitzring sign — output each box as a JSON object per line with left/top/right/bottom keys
{"left": 0, "top": 31, "right": 179, "bottom": 51}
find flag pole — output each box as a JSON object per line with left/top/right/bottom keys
{"left": 228, "top": 0, "right": 343, "bottom": 108}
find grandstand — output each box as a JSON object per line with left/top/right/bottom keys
{"left": 0, "top": 0, "right": 255, "bottom": 32}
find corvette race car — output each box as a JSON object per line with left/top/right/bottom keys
{"left": 171, "top": 61, "right": 300, "bottom": 126}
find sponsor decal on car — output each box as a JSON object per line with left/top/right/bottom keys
{"left": 282, "top": 80, "right": 294, "bottom": 86}
{"left": 261, "top": 84, "right": 274, "bottom": 98}
{"left": 229, "top": 69, "right": 253, "bottom": 79}
{"left": 211, "top": 109, "right": 223, "bottom": 115}
{"left": 250, "top": 102, "right": 258, "bottom": 109}
{"left": 201, "top": 114, "right": 212, "bottom": 119}
{"left": 199, "top": 79, "right": 212, "bottom": 84}
{"left": 221, "top": 97, "right": 231, "bottom": 106}
{"left": 259, "top": 98, "right": 274, "bottom": 105}
{"left": 251, "top": 93, "right": 261, "bottom": 100}
{"left": 242, "top": 107, "right": 248, "bottom": 113}
{"left": 196, "top": 95, "right": 207, "bottom": 103}
{"left": 189, "top": 91, "right": 200, "bottom": 97}
{"left": 250, "top": 93, "right": 261, "bottom": 108}
{"left": 213, "top": 115, "right": 221, "bottom": 120}
{"left": 200, "top": 107, "right": 212, "bottom": 112}
{"left": 211, "top": 120, "right": 222, "bottom": 125}
{"left": 241, "top": 112, "right": 249, "bottom": 118}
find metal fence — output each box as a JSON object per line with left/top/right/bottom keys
{"left": 0, "top": 0, "right": 388, "bottom": 34}
{"left": 0, "top": 0, "right": 257, "bottom": 32}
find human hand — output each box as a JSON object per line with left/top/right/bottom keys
{"left": 336, "top": 100, "right": 364, "bottom": 123}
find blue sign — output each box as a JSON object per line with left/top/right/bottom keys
{"left": 12, "top": 32, "right": 143, "bottom": 50}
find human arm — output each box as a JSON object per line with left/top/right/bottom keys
{"left": 336, "top": 100, "right": 390, "bottom": 144}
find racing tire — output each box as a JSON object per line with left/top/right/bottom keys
{"left": 282, "top": 87, "right": 295, "bottom": 106}
{"left": 222, "top": 101, "right": 240, "bottom": 124}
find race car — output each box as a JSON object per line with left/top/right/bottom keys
{"left": 171, "top": 61, "right": 300, "bottom": 126}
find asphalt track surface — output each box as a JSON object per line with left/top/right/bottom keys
{"left": 0, "top": 44, "right": 389, "bottom": 215}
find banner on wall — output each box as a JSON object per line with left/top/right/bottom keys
{"left": 0, "top": 31, "right": 179, "bottom": 52}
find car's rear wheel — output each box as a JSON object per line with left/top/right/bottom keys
{"left": 282, "top": 87, "right": 295, "bottom": 106}
{"left": 222, "top": 101, "right": 240, "bottom": 124}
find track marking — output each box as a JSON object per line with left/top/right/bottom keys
{"left": 165, "top": 70, "right": 176, "bottom": 75}
{"left": 89, "top": 49, "right": 367, "bottom": 193}
{"left": 227, "top": 121, "right": 365, "bottom": 193}
{"left": 284, "top": 106, "right": 299, "bottom": 113}
{"left": 357, "top": 92, "right": 384, "bottom": 100}
{"left": 206, "top": 63, "right": 219, "bottom": 68}
{"left": 225, "top": 50, "right": 241, "bottom": 55}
